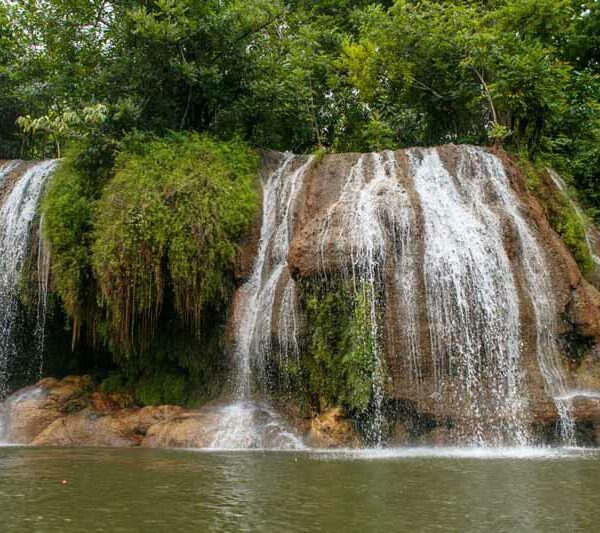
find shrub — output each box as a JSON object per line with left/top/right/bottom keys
{"left": 91, "top": 133, "right": 258, "bottom": 352}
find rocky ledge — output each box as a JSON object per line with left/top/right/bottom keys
{"left": 3, "top": 375, "right": 600, "bottom": 448}
{"left": 0, "top": 376, "right": 357, "bottom": 449}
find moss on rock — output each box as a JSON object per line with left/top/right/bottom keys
{"left": 300, "top": 278, "right": 382, "bottom": 414}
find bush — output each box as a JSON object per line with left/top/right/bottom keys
{"left": 42, "top": 148, "right": 97, "bottom": 342}
{"left": 43, "top": 132, "right": 259, "bottom": 357}
{"left": 92, "top": 133, "right": 258, "bottom": 352}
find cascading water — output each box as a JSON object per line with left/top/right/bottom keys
{"left": 471, "top": 149, "right": 575, "bottom": 443}
{"left": 408, "top": 147, "right": 530, "bottom": 445}
{"left": 35, "top": 215, "right": 52, "bottom": 378}
{"left": 0, "top": 147, "right": 583, "bottom": 450}
{"left": 233, "top": 154, "right": 313, "bottom": 397}
{"left": 318, "top": 151, "right": 417, "bottom": 444}
{"left": 209, "top": 153, "right": 312, "bottom": 449}
{"left": 0, "top": 160, "right": 57, "bottom": 399}
{"left": 310, "top": 145, "right": 574, "bottom": 446}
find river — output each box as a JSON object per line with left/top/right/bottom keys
{"left": 0, "top": 446, "right": 599, "bottom": 532}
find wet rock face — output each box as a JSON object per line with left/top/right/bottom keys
{"left": 232, "top": 144, "right": 600, "bottom": 443}
{"left": 142, "top": 401, "right": 304, "bottom": 449}
{"left": 0, "top": 377, "right": 183, "bottom": 447}
{"left": 0, "top": 378, "right": 306, "bottom": 449}
{"left": 305, "top": 408, "right": 359, "bottom": 448}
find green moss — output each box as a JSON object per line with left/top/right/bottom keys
{"left": 518, "top": 155, "right": 544, "bottom": 193}
{"left": 301, "top": 278, "right": 381, "bottom": 413}
{"left": 312, "top": 146, "right": 328, "bottom": 165}
{"left": 555, "top": 205, "right": 595, "bottom": 277}
{"left": 518, "top": 156, "right": 595, "bottom": 278}
{"left": 92, "top": 133, "right": 258, "bottom": 353}
{"left": 43, "top": 132, "right": 258, "bottom": 357}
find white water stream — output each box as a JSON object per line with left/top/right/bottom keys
{"left": 0, "top": 160, "right": 57, "bottom": 399}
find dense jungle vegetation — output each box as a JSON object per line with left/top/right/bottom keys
{"left": 1, "top": 0, "right": 598, "bottom": 404}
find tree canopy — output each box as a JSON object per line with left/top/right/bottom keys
{"left": 1, "top": 0, "right": 599, "bottom": 215}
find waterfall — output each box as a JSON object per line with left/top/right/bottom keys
{"left": 233, "top": 154, "right": 313, "bottom": 398}
{"left": 309, "top": 146, "right": 578, "bottom": 445}
{"left": 0, "top": 160, "right": 57, "bottom": 399}
{"left": 35, "top": 215, "right": 52, "bottom": 378}
{"left": 0, "top": 147, "right": 581, "bottom": 449}
{"left": 209, "top": 154, "right": 312, "bottom": 449}
{"left": 474, "top": 150, "right": 575, "bottom": 443}
{"left": 408, "top": 148, "right": 530, "bottom": 445}
{"left": 318, "top": 151, "right": 417, "bottom": 444}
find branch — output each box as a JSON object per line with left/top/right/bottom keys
{"left": 471, "top": 66, "right": 498, "bottom": 124}
{"left": 208, "top": 10, "right": 282, "bottom": 66}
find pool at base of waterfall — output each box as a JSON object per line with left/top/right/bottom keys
{"left": 0, "top": 446, "right": 599, "bottom": 532}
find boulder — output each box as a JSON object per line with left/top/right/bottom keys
{"left": 142, "top": 412, "right": 211, "bottom": 448}
{"left": 32, "top": 409, "right": 141, "bottom": 447}
{"left": 305, "top": 408, "right": 359, "bottom": 448}
{"left": 143, "top": 401, "right": 304, "bottom": 449}
{"left": 0, "top": 375, "right": 94, "bottom": 443}
{"left": 0, "top": 377, "right": 185, "bottom": 447}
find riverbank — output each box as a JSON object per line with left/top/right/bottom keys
{"left": 0, "top": 376, "right": 360, "bottom": 449}
{"left": 3, "top": 375, "right": 600, "bottom": 449}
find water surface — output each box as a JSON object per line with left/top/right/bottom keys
{"left": 0, "top": 446, "right": 599, "bottom": 532}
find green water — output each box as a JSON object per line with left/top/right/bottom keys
{"left": 0, "top": 446, "right": 599, "bottom": 532}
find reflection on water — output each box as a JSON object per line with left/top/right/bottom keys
{"left": 0, "top": 446, "right": 599, "bottom": 532}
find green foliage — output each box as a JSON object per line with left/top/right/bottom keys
{"left": 102, "top": 372, "right": 186, "bottom": 406}
{"left": 43, "top": 133, "right": 258, "bottom": 359}
{"left": 92, "top": 133, "right": 258, "bottom": 353}
{"left": 519, "top": 157, "right": 595, "bottom": 278}
{"left": 3, "top": 0, "right": 600, "bottom": 403}
{"left": 303, "top": 279, "right": 380, "bottom": 413}
{"left": 42, "top": 132, "right": 254, "bottom": 402}
{"left": 42, "top": 149, "right": 96, "bottom": 340}
{"left": 557, "top": 207, "right": 595, "bottom": 278}
{"left": 1, "top": 0, "right": 598, "bottom": 208}
{"left": 98, "top": 307, "right": 227, "bottom": 406}
{"left": 563, "top": 331, "right": 595, "bottom": 363}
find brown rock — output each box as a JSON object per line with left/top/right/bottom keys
{"left": 0, "top": 375, "right": 94, "bottom": 443}
{"left": 120, "top": 405, "right": 185, "bottom": 435}
{"left": 305, "top": 408, "right": 359, "bottom": 448}
{"left": 32, "top": 409, "right": 141, "bottom": 447}
{"left": 569, "top": 280, "right": 600, "bottom": 339}
{"left": 0, "top": 377, "right": 184, "bottom": 447}
{"left": 1, "top": 386, "right": 62, "bottom": 443}
{"left": 142, "top": 412, "right": 210, "bottom": 448}
{"left": 571, "top": 397, "right": 600, "bottom": 424}
{"left": 90, "top": 391, "right": 135, "bottom": 412}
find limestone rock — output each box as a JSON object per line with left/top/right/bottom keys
{"left": 142, "top": 412, "right": 210, "bottom": 448}
{"left": 32, "top": 409, "right": 141, "bottom": 447}
{"left": 0, "top": 377, "right": 185, "bottom": 447}
{"left": 305, "top": 408, "right": 359, "bottom": 448}
{"left": 0, "top": 375, "right": 94, "bottom": 443}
